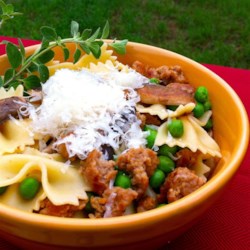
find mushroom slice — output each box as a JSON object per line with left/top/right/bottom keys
{"left": 0, "top": 96, "right": 27, "bottom": 124}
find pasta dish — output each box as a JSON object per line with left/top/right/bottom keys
{"left": 0, "top": 43, "right": 221, "bottom": 218}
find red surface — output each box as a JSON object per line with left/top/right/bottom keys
{"left": 0, "top": 36, "right": 249, "bottom": 250}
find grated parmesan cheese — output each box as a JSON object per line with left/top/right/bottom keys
{"left": 28, "top": 68, "right": 148, "bottom": 160}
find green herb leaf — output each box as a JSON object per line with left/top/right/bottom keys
{"left": 71, "top": 20, "right": 79, "bottom": 37}
{"left": 38, "top": 64, "right": 49, "bottom": 83}
{"left": 8, "top": 80, "right": 20, "bottom": 89}
{"left": 3, "top": 4, "right": 13, "bottom": 14}
{"left": 23, "top": 75, "right": 41, "bottom": 90}
{"left": 0, "top": 1, "right": 22, "bottom": 29}
{"left": 87, "top": 27, "right": 100, "bottom": 42}
{"left": 0, "top": 76, "right": 3, "bottom": 87}
{"left": 109, "top": 39, "right": 128, "bottom": 55}
{"left": 37, "top": 49, "right": 54, "bottom": 64}
{"left": 89, "top": 41, "right": 103, "bottom": 59}
{"left": 73, "top": 48, "right": 81, "bottom": 63}
{"left": 4, "top": 68, "right": 15, "bottom": 83}
{"left": 6, "top": 42, "right": 22, "bottom": 68}
{"left": 80, "top": 42, "right": 91, "bottom": 54}
{"left": 40, "top": 26, "right": 57, "bottom": 41}
{"left": 81, "top": 29, "right": 92, "bottom": 40}
{"left": 101, "top": 21, "right": 109, "bottom": 39}
{"left": 63, "top": 47, "right": 70, "bottom": 61}
{"left": 27, "top": 62, "right": 38, "bottom": 73}
{"left": 18, "top": 38, "right": 25, "bottom": 59}
{"left": 41, "top": 38, "right": 50, "bottom": 49}
{"left": 0, "top": 0, "right": 6, "bottom": 8}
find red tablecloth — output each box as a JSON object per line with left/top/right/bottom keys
{"left": 0, "top": 37, "right": 249, "bottom": 250}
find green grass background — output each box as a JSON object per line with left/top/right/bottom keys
{"left": 1, "top": 0, "right": 250, "bottom": 69}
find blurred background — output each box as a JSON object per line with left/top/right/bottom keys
{"left": 1, "top": 0, "right": 250, "bottom": 69}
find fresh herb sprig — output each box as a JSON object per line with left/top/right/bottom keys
{"left": 0, "top": 20, "right": 128, "bottom": 90}
{"left": 0, "top": 0, "right": 21, "bottom": 29}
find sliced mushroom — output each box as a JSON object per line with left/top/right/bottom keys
{"left": 137, "top": 82, "right": 195, "bottom": 106}
{"left": 0, "top": 96, "right": 27, "bottom": 124}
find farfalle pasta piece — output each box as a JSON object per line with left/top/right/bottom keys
{"left": 0, "top": 119, "right": 34, "bottom": 155}
{"left": 0, "top": 85, "right": 24, "bottom": 99}
{"left": 88, "top": 60, "right": 130, "bottom": 73}
{"left": 76, "top": 43, "right": 116, "bottom": 68}
{"left": 136, "top": 103, "right": 195, "bottom": 120}
{"left": 190, "top": 153, "right": 211, "bottom": 181}
{"left": 22, "top": 146, "right": 65, "bottom": 162}
{"left": 48, "top": 43, "right": 116, "bottom": 76}
{"left": 0, "top": 154, "right": 90, "bottom": 212}
{"left": 88, "top": 60, "right": 117, "bottom": 73}
{"left": 193, "top": 110, "right": 212, "bottom": 127}
{"left": 155, "top": 115, "right": 221, "bottom": 157}
{"left": 0, "top": 183, "right": 45, "bottom": 212}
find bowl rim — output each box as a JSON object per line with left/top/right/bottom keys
{"left": 0, "top": 41, "right": 249, "bottom": 231}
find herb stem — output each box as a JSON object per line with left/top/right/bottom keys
{"left": 2, "top": 21, "right": 127, "bottom": 89}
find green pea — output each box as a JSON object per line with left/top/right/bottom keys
{"left": 203, "top": 118, "right": 213, "bottom": 130}
{"left": 203, "top": 100, "right": 212, "bottom": 111}
{"left": 158, "top": 144, "right": 178, "bottom": 156}
{"left": 19, "top": 177, "right": 40, "bottom": 200}
{"left": 149, "top": 78, "right": 160, "bottom": 84}
{"left": 158, "top": 155, "right": 175, "bottom": 173}
{"left": 0, "top": 186, "right": 8, "bottom": 195}
{"left": 150, "top": 169, "right": 165, "bottom": 189}
{"left": 167, "top": 105, "right": 179, "bottom": 111}
{"left": 195, "top": 86, "right": 208, "bottom": 103}
{"left": 167, "top": 119, "right": 184, "bottom": 138}
{"left": 193, "top": 102, "right": 205, "bottom": 118}
{"left": 144, "top": 125, "right": 158, "bottom": 148}
{"left": 114, "top": 172, "right": 131, "bottom": 189}
{"left": 85, "top": 192, "right": 95, "bottom": 213}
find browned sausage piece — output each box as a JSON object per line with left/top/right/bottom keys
{"left": 136, "top": 196, "right": 157, "bottom": 213}
{"left": 117, "top": 148, "right": 159, "bottom": 197}
{"left": 137, "top": 82, "right": 195, "bottom": 106}
{"left": 132, "top": 61, "right": 188, "bottom": 84}
{"left": 90, "top": 187, "right": 138, "bottom": 218}
{"left": 0, "top": 96, "right": 27, "bottom": 124}
{"left": 159, "top": 167, "right": 205, "bottom": 203}
{"left": 39, "top": 198, "right": 87, "bottom": 217}
{"left": 80, "top": 150, "right": 117, "bottom": 195}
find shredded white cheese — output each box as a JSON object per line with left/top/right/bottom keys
{"left": 28, "top": 68, "right": 148, "bottom": 160}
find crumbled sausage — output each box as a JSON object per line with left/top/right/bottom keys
{"left": 90, "top": 187, "right": 138, "bottom": 218}
{"left": 176, "top": 148, "right": 200, "bottom": 168}
{"left": 0, "top": 96, "right": 27, "bottom": 124}
{"left": 103, "top": 187, "right": 138, "bottom": 217}
{"left": 39, "top": 198, "right": 87, "bottom": 217}
{"left": 159, "top": 167, "right": 205, "bottom": 203}
{"left": 137, "top": 83, "right": 195, "bottom": 106}
{"left": 136, "top": 196, "right": 157, "bottom": 213}
{"left": 80, "top": 150, "right": 117, "bottom": 195}
{"left": 89, "top": 196, "right": 107, "bottom": 218}
{"left": 117, "top": 148, "right": 159, "bottom": 197}
{"left": 132, "top": 61, "right": 188, "bottom": 85}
